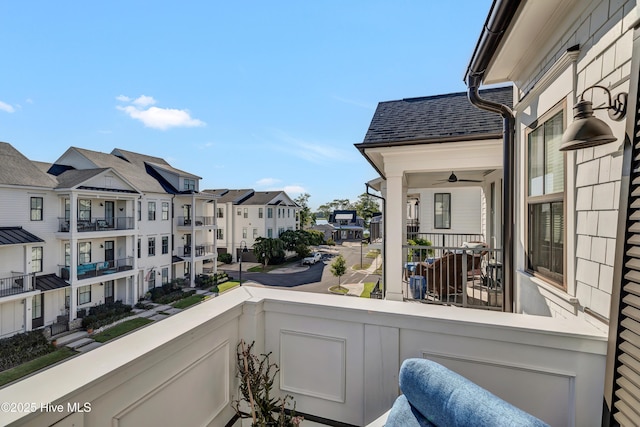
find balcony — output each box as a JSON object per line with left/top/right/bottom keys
{"left": 177, "top": 243, "right": 215, "bottom": 258}
{"left": 0, "top": 273, "right": 35, "bottom": 298}
{"left": 0, "top": 287, "right": 607, "bottom": 426}
{"left": 403, "top": 243, "right": 503, "bottom": 310}
{"left": 177, "top": 216, "right": 215, "bottom": 227}
{"left": 58, "top": 217, "right": 134, "bottom": 233}
{"left": 60, "top": 257, "right": 134, "bottom": 281}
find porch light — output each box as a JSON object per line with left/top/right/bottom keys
{"left": 560, "top": 85, "right": 627, "bottom": 151}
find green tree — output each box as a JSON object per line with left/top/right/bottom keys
{"left": 354, "top": 193, "right": 381, "bottom": 227}
{"left": 252, "top": 237, "right": 285, "bottom": 266}
{"left": 279, "top": 229, "right": 310, "bottom": 258}
{"left": 330, "top": 254, "right": 347, "bottom": 289}
{"left": 294, "top": 193, "right": 314, "bottom": 229}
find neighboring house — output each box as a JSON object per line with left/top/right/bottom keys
{"left": 461, "top": 0, "right": 637, "bottom": 421}
{"left": 356, "top": 86, "right": 512, "bottom": 302}
{"left": 0, "top": 143, "right": 216, "bottom": 339}
{"left": 308, "top": 218, "right": 335, "bottom": 242}
{"left": 205, "top": 189, "right": 300, "bottom": 261}
{"left": 328, "top": 210, "right": 365, "bottom": 241}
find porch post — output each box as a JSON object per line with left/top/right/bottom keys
{"left": 385, "top": 173, "right": 406, "bottom": 301}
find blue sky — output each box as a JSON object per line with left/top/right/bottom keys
{"left": 1, "top": 1, "right": 492, "bottom": 210}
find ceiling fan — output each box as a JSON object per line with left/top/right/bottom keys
{"left": 433, "top": 172, "right": 482, "bottom": 185}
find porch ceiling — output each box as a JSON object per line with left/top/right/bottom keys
{"left": 406, "top": 169, "right": 495, "bottom": 188}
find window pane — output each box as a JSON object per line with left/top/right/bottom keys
{"left": 528, "top": 128, "right": 544, "bottom": 197}
{"left": 545, "top": 111, "right": 564, "bottom": 194}
{"left": 528, "top": 202, "right": 563, "bottom": 279}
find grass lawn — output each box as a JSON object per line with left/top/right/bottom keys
{"left": 93, "top": 318, "right": 154, "bottom": 343}
{"left": 217, "top": 281, "right": 240, "bottom": 293}
{"left": 172, "top": 294, "right": 205, "bottom": 309}
{"left": 360, "top": 282, "right": 377, "bottom": 298}
{"left": 329, "top": 285, "right": 349, "bottom": 294}
{"left": 0, "top": 347, "right": 76, "bottom": 387}
{"left": 352, "top": 263, "right": 371, "bottom": 270}
{"left": 365, "top": 250, "right": 380, "bottom": 258}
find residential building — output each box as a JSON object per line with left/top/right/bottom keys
{"left": 328, "top": 210, "right": 365, "bottom": 241}
{"left": 0, "top": 143, "right": 216, "bottom": 339}
{"left": 205, "top": 189, "right": 299, "bottom": 261}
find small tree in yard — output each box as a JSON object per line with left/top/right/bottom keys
{"left": 331, "top": 254, "right": 347, "bottom": 289}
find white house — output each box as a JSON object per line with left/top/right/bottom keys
{"left": 206, "top": 189, "right": 299, "bottom": 261}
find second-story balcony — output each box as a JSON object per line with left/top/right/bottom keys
{"left": 177, "top": 243, "right": 215, "bottom": 258}
{"left": 177, "top": 216, "right": 215, "bottom": 227}
{"left": 60, "top": 257, "right": 134, "bottom": 281}
{"left": 58, "top": 217, "right": 134, "bottom": 233}
{"left": 0, "top": 273, "right": 35, "bottom": 298}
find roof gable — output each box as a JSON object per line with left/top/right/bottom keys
{"left": 359, "top": 86, "right": 513, "bottom": 145}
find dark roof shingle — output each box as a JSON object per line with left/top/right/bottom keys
{"left": 0, "top": 143, "right": 58, "bottom": 188}
{"left": 360, "top": 86, "right": 513, "bottom": 145}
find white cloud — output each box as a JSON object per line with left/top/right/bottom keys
{"left": 256, "top": 178, "right": 281, "bottom": 187}
{"left": 116, "top": 95, "right": 206, "bottom": 130}
{"left": 283, "top": 185, "right": 306, "bottom": 195}
{"left": 271, "top": 130, "right": 352, "bottom": 165}
{"left": 0, "top": 101, "right": 16, "bottom": 113}
{"left": 132, "top": 95, "right": 156, "bottom": 107}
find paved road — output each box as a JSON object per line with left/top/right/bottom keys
{"left": 221, "top": 242, "right": 381, "bottom": 294}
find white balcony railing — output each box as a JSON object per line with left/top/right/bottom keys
{"left": 0, "top": 287, "right": 607, "bottom": 426}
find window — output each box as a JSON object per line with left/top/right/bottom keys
{"left": 434, "top": 193, "right": 451, "bottom": 229}
{"left": 217, "top": 207, "right": 224, "bottom": 218}
{"left": 267, "top": 228, "right": 273, "bottom": 238}
{"left": 253, "top": 228, "right": 258, "bottom": 238}
{"left": 148, "top": 237, "right": 156, "bottom": 256}
{"left": 30, "top": 197, "right": 43, "bottom": 221}
{"left": 527, "top": 108, "right": 565, "bottom": 286}
{"left": 32, "top": 294, "right": 42, "bottom": 320}
{"left": 64, "top": 199, "right": 70, "bottom": 221}
{"left": 148, "top": 271, "right": 156, "bottom": 288}
{"left": 162, "top": 268, "right": 169, "bottom": 284}
{"left": 244, "top": 208, "right": 248, "bottom": 218}
{"left": 137, "top": 239, "right": 141, "bottom": 259}
{"left": 78, "top": 199, "right": 91, "bottom": 221}
{"left": 78, "top": 285, "right": 91, "bottom": 305}
{"left": 242, "top": 228, "right": 247, "bottom": 238}
{"left": 278, "top": 208, "right": 281, "bottom": 218}
{"left": 104, "top": 280, "right": 114, "bottom": 301}
{"left": 162, "top": 236, "right": 169, "bottom": 254}
{"left": 31, "top": 247, "right": 43, "bottom": 273}
{"left": 237, "top": 208, "right": 242, "bottom": 216}
{"left": 65, "top": 243, "right": 70, "bottom": 267}
{"left": 148, "top": 202, "right": 156, "bottom": 220}
{"left": 258, "top": 208, "right": 263, "bottom": 218}
{"left": 278, "top": 227, "right": 284, "bottom": 236}
{"left": 267, "top": 208, "right": 273, "bottom": 219}
{"left": 184, "top": 179, "right": 196, "bottom": 191}
{"left": 78, "top": 242, "right": 91, "bottom": 264}
{"left": 137, "top": 201, "right": 142, "bottom": 221}
{"left": 162, "top": 202, "right": 169, "bottom": 220}
{"left": 216, "top": 229, "right": 224, "bottom": 240}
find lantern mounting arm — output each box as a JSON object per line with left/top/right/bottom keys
{"left": 579, "top": 84, "right": 627, "bottom": 121}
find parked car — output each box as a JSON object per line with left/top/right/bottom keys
{"left": 302, "top": 252, "right": 322, "bottom": 265}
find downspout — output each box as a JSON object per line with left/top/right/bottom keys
{"left": 465, "top": 0, "right": 521, "bottom": 312}
{"left": 366, "top": 183, "right": 386, "bottom": 297}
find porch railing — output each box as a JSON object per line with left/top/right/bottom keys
{"left": 177, "top": 216, "right": 215, "bottom": 227}
{"left": 0, "top": 273, "right": 35, "bottom": 297}
{"left": 402, "top": 243, "right": 503, "bottom": 310}
{"left": 177, "top": 243, "right": 215, "bottom": 258}
{"left": 407, "top": 232, "right": 485, "bottom": 248}
{"left": 60, "top": 257, "right": 134, "bottom": 281}
{"left": 58, "top": 217, "right": 134, "bottom": 232}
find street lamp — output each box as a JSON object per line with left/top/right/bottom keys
{"left": 239, "top": 241, "right": 248, "bottom": 286}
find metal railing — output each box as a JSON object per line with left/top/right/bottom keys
{"left": 60, "top": 257, "right": 134, "bottom": 280}
{"left": 0, "top": 273, "right": 35, "bottom": 297}
{"left": 408, "top": 232, "right": 485, "bottom": 248}
{"left": 403, "top": 243, "right": 503, "bottom": 310}
{"left": 177, "top": 216, "right": 215, "bottom": 227}
{"left": 58, "top": 217, "right": 134, "bottom": 232}
{"left": 177, "top": 243, "right": 215, "bottom": 258}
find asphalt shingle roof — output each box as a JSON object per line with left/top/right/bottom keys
{"left": 360, "top": 86, "right": 513, "bottom": 145}
{"left": 0, "top": 143, "right": 58, "bottom": 188}
{"left": 55, "top": 168, "right": 109, "bottom": 189}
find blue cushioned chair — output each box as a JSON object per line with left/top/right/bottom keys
{"left": 386, "top": 359, "right": 550, "bottom": 427}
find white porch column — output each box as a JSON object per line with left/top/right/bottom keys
{"left": 385, "top": 173, "right": 407, "bottom": 301}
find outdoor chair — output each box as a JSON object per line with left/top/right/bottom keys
{"left": 416, "top": 252, "right": 472, "bottom": 300}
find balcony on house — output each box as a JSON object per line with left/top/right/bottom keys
{"left": 0, "top": 273, "right": 35, "bottom": 298}
{"left": 177, "top": 243, "right": 215, "bottom": 259}
{"left": 0, "top": 287, "right": 607, "bottom": 427}
{"left": 177, "top": 216, "right": 215, "bottom": 228}
{"left": 57, "top": 216, "right": 135, "bottom": 233}
{"left": 60, "top": 257, "right": 134, "bottom": 281}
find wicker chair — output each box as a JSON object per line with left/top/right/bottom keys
{"left": 417, "top": 252, "right": 473, "bottom": 300}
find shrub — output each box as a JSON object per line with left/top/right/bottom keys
{"left": 81, "top": 301, "right": 133, "bottom": 330}
{"left": 218, "top": 253, "right": 233, "bottom": 264}
{"left": 0, "top": 331, "right": 55, "bottom": 371}
{"left": 327, "top": 238, "right": 336, "bottom": 246}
